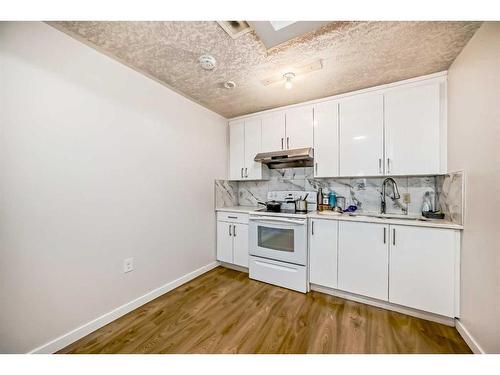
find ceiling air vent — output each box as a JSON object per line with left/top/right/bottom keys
{"left": 217, "top": 21, "right": 252, "bottom": 39}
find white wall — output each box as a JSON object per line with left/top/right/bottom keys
{"left": 447, "top": 22, "right": 500, "bottom": 353}
{"left": 0, "top": 22, "right": 228, "bottom": 353}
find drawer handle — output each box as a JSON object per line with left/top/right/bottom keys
{"left": 255, "top": 260, "right": 297, "bottom": 273}
{"left": 227, "top": 216, "right": 238, "bottom": 219}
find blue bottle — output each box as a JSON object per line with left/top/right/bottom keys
{"left": 329, "top": 191, "right": 337, "bottom": 208}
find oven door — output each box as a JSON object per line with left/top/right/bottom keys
{"left": 249, "top": 215, "right": 307, "bottom": 266}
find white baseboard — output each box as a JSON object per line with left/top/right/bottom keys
{"left": 219, "top": 262, "right": 248, "bottom": 274}
{"left": 455, "top": 319, "right": 485, "bottom": 354}
{"left": 311, "top": 284, "right": 456, "bottom": 327}
{"left": 29, "top": 261, "right": 220, "bottom": 354}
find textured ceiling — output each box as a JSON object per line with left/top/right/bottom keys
{"left": 50, "top": 21, "right": 481, "bottom": 118}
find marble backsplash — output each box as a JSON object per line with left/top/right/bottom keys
{"left": 215, "top": 168, "right": 464, "bottom": 225}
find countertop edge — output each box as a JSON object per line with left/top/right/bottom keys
{"left": 215, "top": 207, "right": 463, "bottom": 230}
{"left": 307, "top": 213, "right": 463, "bottom": 230}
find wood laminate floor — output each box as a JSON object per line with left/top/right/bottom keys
{"left": 59, "top": 267, "right": 471, "bottom": 354}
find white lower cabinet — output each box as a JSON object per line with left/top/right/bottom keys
{"left": 309, "top": 219, "right": 338, "bottom": 289}
{"left": 388, "top": 225, "right": 458, "bottom": 317}
{"left": 216, "top": 221, "right": 234, "bottom": 263}
{"left": 216, "top": 215, "right": 249, "bottom": 268}
{"left": 310, "top": 219, "right": 460, "bottom": 318}
{"left": 232, "top": 223, "right": 249, "bottom": 267}
{"left": 338, "top": 221, "right": 389, "bottom": 301}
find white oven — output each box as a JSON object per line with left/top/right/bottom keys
{"left": 249, "top": 215, "right": 307, "bottom": 266}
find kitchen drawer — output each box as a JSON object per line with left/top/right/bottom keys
{"left": 217, "top": 211, "right": 249, "bottom": 224}
{"left": 249, "top": 256, "right": 307, "bottom": 293}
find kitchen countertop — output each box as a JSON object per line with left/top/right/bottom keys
{"left": 215, "top": 206, "right": 264, "bottom": 214}
{"left": 308, "top": 211, "right": 463, "bottom": 230}
{"left": 216, "top": 206, "right": 463, "bottom": 230}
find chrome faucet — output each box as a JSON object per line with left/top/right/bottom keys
{"left": 381, "top": 178, "right": 401, "bottom": 214}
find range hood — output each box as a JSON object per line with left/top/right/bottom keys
{"left": 254, "top": 147, "right": 314, "bottom": 169}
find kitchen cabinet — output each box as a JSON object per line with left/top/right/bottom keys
{"left": 228, "top": 74, "right": 446, "bottom": 179}
{"left": 285, "top": 106, "right": 313, "bottom": 149}
{"left": 313, "top": 101, "right": 339, "bottom": 177}
{"left": 228, "top": 118, "right": 264, "bottom": 180}
{"left": 389, "top": 225, "right": 458, "bottom": 317}
{"left": 309, "top": 219, "right": 338, "bottom": 289}
{"left": 232, "top": 223, "right": 249, "bottom": 268}
{"left": 244, "top": 118, "right": 263, "bottom": 180}
{"left": 229, "top": 120, "right": 245, "bottom": 180}
{"left": 261, "top": 112, "right": 286, "bottom": 152}
{"left": 339, "top": 93, "right": 384, "bottom": 176}
{"left": 384, "top": 82, "right": 443, "bottom": 175}
{"left": 216, "top": 212, "right": 249, "bottom": 268}
{"left": 216, "top": 221, "right": 234, "bottom": 264}
{"left": 338, "top": 221, "right": 389, "bottom": 300}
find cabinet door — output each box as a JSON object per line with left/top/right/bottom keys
{"left": 339, "top": 93, "right": 384, "bottom": 176}
{"left": 338, "top": 221, "right": 389, "bottom": 300}
{"left": 384, "top": 82, "right": 442, "bottom": 175}
{"left": 313, "top": 101, "right": 339, "bottom": 177}
{"left": 309, "top": 219, "right": 338, "bottom": 289}
{"left": 389, "top": 225, "right": 457, "bottom": 317}
{"left": 216, "top": 221, "right": 233, "bottom": 263}
{"left": 232, "top": 223, "right": 249, "bottom": 267}
{"left": 261, "top": 112, "right": 286, "bottom": 152}
{"left": 229, "top": 120, "right": 245, "bottom": 180}
{"left": 285, "top": 106, "right": 313, "bottom": 149}
{"left": 244, "top": 118, "right": 262, "bottom": 180}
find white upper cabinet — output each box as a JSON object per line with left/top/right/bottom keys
{"left": 228, "top": 74, "right": 447, "bottom": 179}
{"left": 228, "top": 118, "right": 264, "bottom": 180}
{"left": 285, "top": 106, "right": 313, "bottom": 149}
{"left": 389, "top": 225, "right": 458, "bottom": 317}
{"left": 309, "top": 219, "right": 338, "bottom": 289}
{"left": 384, "top": 81, "right": 443, "bottom": 175}
{"left": 261, "top": 112, "right": 286, "bottom": 152}
{"left": 313, "top": 101, "right": 339, "bottom": 177}
{"left": 339, "top": 93, "right": 384, "bottom": 176}
{"left": 229, "top": 120, "right": 245, "bottom": 180}
{"left": 338, "top": 221, "right": 389, "bottom": 301}
{"left": 244, "top": 117, "right": 262, "bottom": 180}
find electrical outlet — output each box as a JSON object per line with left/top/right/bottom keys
{"left": 403, "top": 193, "right": 411, "bottom": 204}
{"left": 123, "top": 257, "right": 134, "bottom": 273}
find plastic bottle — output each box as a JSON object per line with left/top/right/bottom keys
{"left": 329, "top": 191, "right": 337, "bottom": 208}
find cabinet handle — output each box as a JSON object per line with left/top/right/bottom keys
{"left": 311, "top": 221, "right": 314, "bottom": 235}
{"left": 233, "top": 224, "right": 236, "bottom": 237}
{"left": 228, "top": 224, "right": 232, "bottom": 236}
{"left": 281, "top": 138, "right": 284, "bottom": 150}
{"left": 387, "top": 158, "right": 391, "bottom": 174}
{"left": 241, "top": 168, "right": 244, "bottom": 178}
{"left": 392, "top": 228, "right": 396, "bottom": 246}
{"left": 383, "top": 227, "right": 386, "bottom": 244}
{"left": 379, "top": 158, "right": 382, "bottom": 174}
{"left": 287, "top": 137, "right": 290, "bottom": 149}
{"left": 315, "top": 162, "right": 318, "bottom": 175}
{"left": 245, "top": 168, "right": 248, "bottom": 178}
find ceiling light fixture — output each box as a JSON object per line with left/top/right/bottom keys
{"left": 283, "top": 72, "right": 295, "bottom": 90}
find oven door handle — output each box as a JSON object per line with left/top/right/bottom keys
{"left": 249, "top": 216, "right": 306, "bottom": 225}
